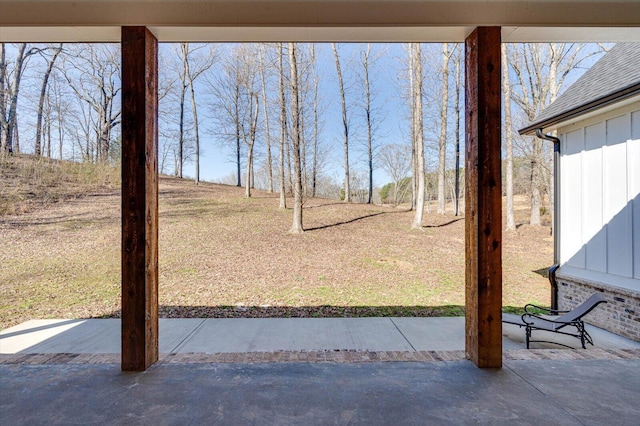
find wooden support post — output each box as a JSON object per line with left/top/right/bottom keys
{"left": 465, "top": 27, "right": 502, "bottom": 368}
{"left": 121, "top": 26, "right": 159, "bottom": 372}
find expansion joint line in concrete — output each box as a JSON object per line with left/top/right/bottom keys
{"left": 168, "top": 319, "right": 207, "bottom": 354}
{"left": 504, "top": 362, "right": 585, "bottom": 425}
{"left": 389, "top": 318, "right": 417, "bottom": 351}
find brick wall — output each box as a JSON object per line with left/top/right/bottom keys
{"left": 557, "top": 275, "right": 640, "bottom": 342}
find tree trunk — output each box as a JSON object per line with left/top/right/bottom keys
{"left": 0, "top": 43, "right": 6, "bottom": 153}
{"left": 58, "top": 105, "right": 64, "bottom": 159}
{"left": 35, "top": 45, "right": 62, "bottom": 157}
{"left": 286, "top": 129, "right": 292, "bottom": 193}
{"left": 363, "top": 44, "right": 374, "bottom": 204}
{"left": 548, "top": 43, "right": 560, "bottom": 236}
{"left": 51, "top": 72, "right": 63, "bottom": 159}
{"left": 190, "top": 85, "right": 200, "bottom": 184}
{"left": 178, "top": 43, "right": 189, "bottom": 178}
{"left": 178, "top": 43, "right": 214, "bottom": 182}
{"left": 98, "top": 113, "right": 111, "bottom": 162}
{"left": 311, "top": 45, "right": 319, "bottom": 199}
{"left": 412, "top": 43, "right": 425, "bottom": 229}
{"left": 45, "top": 97, "right": 52, "bottom": 157}
{"left": 530, "top": 140, "right": 542, "bottom": 225}
{"left": 332, "top": 43, "right": 350, "bottom": 203}
{"left": 437, "top": 43, "right": 450, "bottom": 214}
{"left": 235, "top": 83, "right": 241, "bottom": 187}
{"left": 408, "top": 43, "right": 417, "bottom": 211}
{"left": 245, "top": 93, "right": 259, "bottom": 198}
{"left": 289, "top": 43, "right": 304, "bottom": 234}
{"left": 177, "top": 52, "right": 187, "bottom": 178}
{"left": 3, "top": 44, "right": 28, "bottom": 155}
{"left": 278, "top": 43, "right": 287, "bottom": 209}
{"left": 454, "top": 47, "right": 462, "bottom": 217}
{"left": 181, "top": 43, "right": 202, "bottom": 185}
{"left": 259, "top": 47, "right": 274, "bottom": 193}
{"left": 300, "top": 97, "right": 307, "bottom": 194}
{"left": 502, "top": 44, "right": 516, "bottom": 231}
{"left": 13, "top": 115, "right": 20, "bottom": 153}
{"left": 245, "top": 145, "right": 254, "bottom": 197}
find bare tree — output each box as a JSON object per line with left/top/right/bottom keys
{"left": 243, "top": 90, "right": 260, "bottom": 198}
{"left": 62, "top": 43, "right": 121, "bottom": 163}
{"left": 2, "top": 44, "right": 40, "bottom": 154}
{"left": 43, "top": 93, "right": 53, "bottom": 157}
{"left": 410, "top": 43, "right": 425, "bottom": 229}
{"left": 509, "top": 43, "right": 602, "bottom": 226}
{"left": 310, "top": 44, "right": 320, "bottom": 198}
{"left": 224, "top": 44, "right": 262, "bottom": 196}
{"left": 157, "top": 44, "right": 181, "bottom": 174}
{"left": 502, "top": 43, "right": 516, "bottom": 231}
{"left": 361, "top": 43, "right": 376, "bottom": 204}
{"left": 407, "top": 44, "right": 417, "bottom": 211}
{"left": 289, "top": 42, "right": 304, "bottom": 234}
{"left": 34, "top": 44, "right": 63, "bottom": 157}
{"left": 437, "top": 43, "right": 453, "bottom": 214}
{"left": 0, "top": 43, "right": 5, "bottom": 153}
{"left": 547, "top": 42, "right": 561, "bottom": 236}
{"left": 379, "top": 143, "right": 412, "bottom": 206}
{"left": 332, "top": 43, "right": 351, "bottom": 203}
{"left": 47, "top": 73, "right": 72, "bottom": 160}
{"left": 180, "top": 43, "right": 215, "bottom": 184}
{"left": 208, "top": 45, "right": 246, "bottom": 186}
{"left": 298, "top": 49, "right": 307, "bottom": 193}
{"left": 51, "top": 75, "right": 74, "bottom": 160}
{"left": 259, "top": 45, "right": 274, "bottom": 192}
{"left": 453, "top": 45, "right": 463, "bottom": 216}
{"left": 176, "top": 44, "right": 190, "bottom": 178}
{"left": 278, "top": 43, "right": 288, "bottom": 209}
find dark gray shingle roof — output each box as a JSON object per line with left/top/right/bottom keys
{"left": 519, "top": 43, "right": 640, "bottom": 135}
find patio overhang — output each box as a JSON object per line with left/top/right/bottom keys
{"left": 2, "top": 0, "right": 640, "bottom": 42}
{"left": 2, "top": 0, "right": 639, "bottom": 372}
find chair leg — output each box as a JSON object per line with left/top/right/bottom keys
{"left": 578, "top": 321, "right": 588, "bottom": 349}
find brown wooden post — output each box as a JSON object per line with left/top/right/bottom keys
{"left": 465, "top": 27, "right": 502, "bottom": 368}
{"left": 121, "top": 26, "right": 159, "bottom": 371}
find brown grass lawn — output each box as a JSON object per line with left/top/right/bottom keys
{"left": 0, "top": 173, "right": 553, "bottom": 330}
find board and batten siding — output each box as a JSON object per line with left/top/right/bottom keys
{"left": 558, "top": 107, "right": 640, "bottom": 291}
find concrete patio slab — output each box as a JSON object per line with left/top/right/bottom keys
{"left": 509, "top": 359, "right": 640, "bottom": 425}
{"left": 391, "top": 317, "right": 465, "bottom": 351}
{"left": 158, "top": 318, "right": 207, "bottom": 353}
{"left": 174, "top": 317, "right": 415, "bottom": 353}
{"left": 0, "top": 319, "right": 207, "bottom": 354}
{"left": 2, "top": 359, "right": 639, "bottom": 425}
{"left": 2, "top": 318, "right": 639, "bottom": 424}
{"left": 0, "top": 319, "right": 106, "bottom": 353}
{"left": 2, "top": 317, "right": 639, "bottom": 355}
{"left": 501, "top": 321, "right": 640, "bottom": 350}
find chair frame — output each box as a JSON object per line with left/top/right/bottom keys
{"left": 503, "top": 293, "right": 607, "bottom": 349}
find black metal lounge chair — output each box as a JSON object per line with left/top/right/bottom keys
{"left": 502, "top": 293, "right": 607, "bottom": 349}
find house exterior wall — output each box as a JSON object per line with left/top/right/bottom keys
{"left": 556, "top": 272, "right": 640, "bottom": 341}
{"left": 557, "top": 102, "right": 640, "bottom": 340}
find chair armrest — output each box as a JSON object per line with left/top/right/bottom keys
{"left": 521, "top": 313, "right": 551, "bottom": 326}
{"left": 524, "top": 303, "right": 569, "bottom": 315}
{"left": 522, "top": 313, "right": 578, "bottom": 327}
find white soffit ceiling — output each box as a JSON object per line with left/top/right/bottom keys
{"left": 1, "top": 26, "right": 640, "bottom": 43}
{"left": 0, "top": 1, "right": 639, "bottom": 42}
